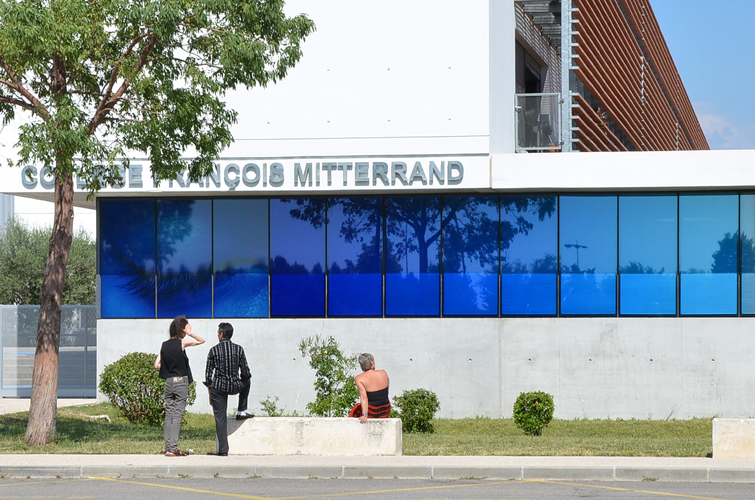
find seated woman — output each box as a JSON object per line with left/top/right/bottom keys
{"left": 350, "top": 353, "right": 390, "bottom": 423}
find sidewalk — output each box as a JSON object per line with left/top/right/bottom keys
{"left": 3, "top": 399, "right": 755, "bottom": 482}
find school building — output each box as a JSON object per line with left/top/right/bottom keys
{"left": 3, "top": 0, "right": 755, "bottom": 419}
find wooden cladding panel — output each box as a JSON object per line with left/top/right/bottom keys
{"left": 621, "top": 0, "right": 709, "bottom": 149}
{"left": 572, "top": 0, "right": 706, "bottom": 151}
{"left": 574, "top": 93, "right": 629, "bottom": 152}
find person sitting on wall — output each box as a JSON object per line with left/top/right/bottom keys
{"left": 349, "top": 353, "right": 391, "bottom": 423}
{"left": 204, "top": 322, "right": 254, "bottom": 456}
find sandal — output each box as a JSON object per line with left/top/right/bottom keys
{"left": 165, "top": 450, "right": 187, "bottom": 457}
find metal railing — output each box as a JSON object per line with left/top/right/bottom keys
{"left": 0, "top": 305, "right": 96, "bottom": 398}
{"left": 515, "top": 93, "right": 562, "bottom": 152}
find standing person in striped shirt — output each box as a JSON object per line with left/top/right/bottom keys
{"left": 204, "top": 322, "right": 253, "bottom": 456}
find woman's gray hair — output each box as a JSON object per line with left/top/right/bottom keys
{"left": 358, "top": 353, "right": 374, "bottom": 371}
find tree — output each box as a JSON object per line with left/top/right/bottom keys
{"left": 0, "top": 0, "right": 314, "bottom": 445}
{"left": 0, "top": 216, "right": 95, "bottom": 305}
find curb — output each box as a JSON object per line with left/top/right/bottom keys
{"left": 3, "top": 465, "right": 755, "bottom": 482}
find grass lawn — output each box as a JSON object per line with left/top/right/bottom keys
{"left": 0, "top": 403, "right": 712, "bottom": 456}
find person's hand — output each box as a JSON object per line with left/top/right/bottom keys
{"left": 359, "top": 415, "right": 368, "bottom": 424}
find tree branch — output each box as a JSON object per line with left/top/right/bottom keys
{"left": 89, "top": 33, "right": 156, "bottom": 135}
{"left": 0, "top": 58, "right": 50, "bottom": 120}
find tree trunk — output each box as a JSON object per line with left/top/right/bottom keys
{"left": 25, "top": 170, "right": 74, "bottom": 446}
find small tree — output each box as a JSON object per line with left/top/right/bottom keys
{"left": 393, "top": 388, "right": 440, "bottom": 433}
{"left": 0, "top": 0, "right": 314, "bottom": 445}
{"left": 298, "top": 335, "right": 359, "bottom": 417}
{"left": 0, "top": 217, "right": 95, "bottom": 305}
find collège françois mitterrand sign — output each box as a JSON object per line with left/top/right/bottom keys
{"left": 17, "top": 157, "right": 489, "bottom": 193}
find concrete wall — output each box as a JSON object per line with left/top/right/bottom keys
{"left": 0, "top": 194, "right": 12, "bottom": 233}
{"left": 98, "top": 317, "right": 755, "bottom": 420}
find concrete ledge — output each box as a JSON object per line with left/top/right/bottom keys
{"left": 226, "top": 417, "right": 402, "bottom": 456}
{"left": 713, "top": 418, "right": 755, "bottom": 458}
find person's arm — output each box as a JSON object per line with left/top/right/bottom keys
{"left": 182, "top": 331, "right": 205, "bottom": 348}
{"left": 154, "top": 352, "right": 161, "bottom": 370}
{"left": 355, "top": 375, "right": 369, "bottom": 424}
{"left": 238, "top": 348, "right": 251, "bottom": 380}
{"left": 205, "top": 349, "right": 215, "bottom": 405}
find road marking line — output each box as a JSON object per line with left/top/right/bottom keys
{"left": 95, "top": 478, "right": 523, "bottom": 500}
{"left": 95, "top": 478, "right": 269, "bottom": 499}
{"left": 534, "top": 480, "right": 731, "bottom": 500}
{"left": 0, "top": 479, "right": 98, "bottom": 488}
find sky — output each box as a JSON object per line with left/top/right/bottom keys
{"left": 652, "top": 0, "right": 755, "bottom": 150}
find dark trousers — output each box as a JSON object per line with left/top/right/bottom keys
{"left": 209, "top": 379, "right": 251, "bottom": 455}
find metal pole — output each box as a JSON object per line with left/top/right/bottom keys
{"left": 560, "top": 0, "right": 575, "bottom": 152}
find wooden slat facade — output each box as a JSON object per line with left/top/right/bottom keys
{"left": 571, "top": 0, "right": 709, "bottom": 151}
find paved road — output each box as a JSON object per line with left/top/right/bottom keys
{"left": 0, "top": 478, "right": 753, "bottom": 500}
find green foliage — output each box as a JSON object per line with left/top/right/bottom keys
{"left": 0, "top": 217, "right": 95, "bottom": 305}
{"left": 259, "top": 395, "right": 284, "bottom": 417}
{"left": 298, "top": 335, "right": 358, "bottom": 417}
{"left": 393, "top": 388, "right": 441, "bottom": 433}
{"left": 99, "top": 352, "right": 196, "bottom": 427}
{"left": 513, "top": 391, "right": 554, "bottom": 436}
{"left": 0, "top": 0, "right": 316, "bottom": 190}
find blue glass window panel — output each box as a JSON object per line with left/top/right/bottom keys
{"left": 214, "top": 199, "right": 269, "bottom": 318}
{"left": 442, "top": 196, "right": 499, "bottom": 316}
{"left": 560, "top": 196, "right": 617, "bottom": 315}
{"left": 99, "top": 199, "right": 156, "bottom": 318}
{"left": 329, "top": 274, "right": 382, "bottom": 316}
{"left": 681, "top": 274, "right": 737, "bottom": 315}
{"left": 444, "top": 274, "right": 498, "bottom": 315}
{"left": 680, "top": 195, "right": 738, "bottom": 315}
{"left": 620, "top": 274, "right": 676, "bottom": 315}
{"left": 156, "top": 199, "right": 212, "bottom": 318}
{"left": 619, "top": 196, "right": 677, "bottom": 315}
{"left": 501, "top": 196, "right": 558, "bottom": 315}
{"left": 740, "top": 195, "right": 755, "bottom": 314}
{"left": 501, "top": 274, "right": 557, "bottom": 315}
{"left": 270, "top": 198, "right": 325, "bottom": 316}
{"left": 327, "top": 198, "right": 382, "bottom": 316}
{"left": 100, "top": 274, "right": 155, "bottom": 318}
{"left": 271, "top": 274, "right": 325, "bottom": 316}
{"left": 385, "top": 273, "right": 439, "bottom": 315}
{"left": 385, "top": 197, "right": 440, "bottom": 316}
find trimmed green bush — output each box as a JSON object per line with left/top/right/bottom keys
{"left": 512, "top": 391, "right": 554, "bottom": 436}
{"left": 99, "top": 352, "right": 196, "bottom": 427}
{"left": 394, "top": 388, "right": 440, "bottom": 433}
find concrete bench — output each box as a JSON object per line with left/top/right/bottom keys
{"left": 226, "top": 417, "right": 402, "bottom": 456}
{"left": 712, "top": 418, "right": 755, "bottom": 458}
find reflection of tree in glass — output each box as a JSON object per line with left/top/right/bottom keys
{"left": 275, "top": 198, "right": 326, "bottom": 274}
{"left": 500, "top": 196, "right": 557, "bottom": 273}
{"left": 619, "top": 262, "right": 664, "bottom": 274}
{"left": 328, "top": 198, "right": 383, "bottom": 275}
{"left": 712, "top": 232, "right": 755, "bottom": 274}
{"left": 443, "top": 197, "right": 499, "bottom": 274}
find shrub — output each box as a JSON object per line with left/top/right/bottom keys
{"left": 99, "top": 352, "right": 196, "bottom": 426}
{"left": 260, "top": 395, "right": 285, "bottom": 417}
{"left": 393, "top": 388, "right": 440, "bottom": 433}
{"left": 298, "top": 335, "right": 359, "bottom": 417}
{"left": 512, "top": 391, "right": 554, "bottom": 436}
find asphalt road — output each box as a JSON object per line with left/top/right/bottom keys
{"left": 0, "top": 477, "right": 752, "bottom": 500}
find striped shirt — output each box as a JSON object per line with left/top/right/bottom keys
{"left": 204, "top": 339, "right": 251, "bottom": 394}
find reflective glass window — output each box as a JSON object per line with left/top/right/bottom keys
{"left": 619, "top": 196, "right": 677, "bottom": 315}
{"left": 680, "top": 194, "right": 738, "bottom": 315}
{"left": 560, "top": 196, "right": 617, "bottom": 315}
{"left": 442, "top": 195, "right": 499, "bottom": 315}
{"left": 385, "top": 197, "right": 440, "bottom": 316}
{"left": 327, "top": 197, "right": 383, "bottom": 316}
{"left": 501, "top": 196, "right": 558, "bottom": 315}
{"left": 214, "top": 199, "right": 269, "bottom": 318}
{"left": 270, "top": 198, "right": 325, "bottom": 316}
{"left": 100, "top": 199, "right": 156, "bottom": 318}
{"left": 742, "top": 195, "right": 755, "bottom": 314}
{"left": 156, "top": 199, "right": 212, "bottom": 318}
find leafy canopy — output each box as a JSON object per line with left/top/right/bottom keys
{"left": 0, "top": 0, "right": 315, "bottom": 187}
{"left": 0, "top": 217, "right": 95, "bottom": 305}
